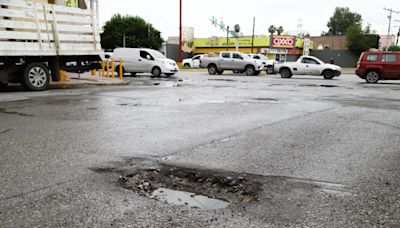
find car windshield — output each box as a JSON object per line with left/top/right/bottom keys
{"left": 148, "top": 50, "right": 166, "bottom": 59}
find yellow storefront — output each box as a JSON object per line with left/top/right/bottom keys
{"left": 193, "top": 36, "right": 313, "bottom": 61}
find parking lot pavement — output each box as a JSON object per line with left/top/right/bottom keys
{"left": 1, "top": 72, "right": 400, "bottom": 227}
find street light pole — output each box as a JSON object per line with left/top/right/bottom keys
{"left": 179, "top": 0, "right": 182, "bottom": 63}
{"left": 226, "top": 26, "right": 230, "bottom": 51}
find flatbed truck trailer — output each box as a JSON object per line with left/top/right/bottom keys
{"left": 0, "top": 0, "right": 102, "bottom": 91}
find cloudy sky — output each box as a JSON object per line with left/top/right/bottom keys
{"left": 98, "top": 0, "right": 399, "bottom": 39}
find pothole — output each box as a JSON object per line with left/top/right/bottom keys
{"left": 119, "top": 166, "right": 262, "bottom": 210}
{"left": 252, "top": 98, "right": 278, "bottom": 101}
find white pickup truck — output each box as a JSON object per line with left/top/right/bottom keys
{"left": 200, "top": 51, "right": 264, "bottom": 76}
{"left": 0, "top": 0, "right": 102, "bottom": 91}
{"left": 274, "top": 56, "right": 342, "bottom": 79}
{"left": 247, "top": 54, "right": 276, "bottom": 74}
{"left": 182, "top": 54, "right": 203, "bottom": 68}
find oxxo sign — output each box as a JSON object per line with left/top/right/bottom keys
{"left": 272, "top": 36, "right": 295, "bottom": 48}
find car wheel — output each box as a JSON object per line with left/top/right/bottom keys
{"left": 280, "top": 68, "right": 291, "bottom": 78}
{"left": 217, "top": 70, "right": 224, "bottom": 75}
{"left": 184, "top": 63, "right": 190, "bottom": 68}
{"left": 266, "top": 66, "right": 274, "bottom": 74}
{"left": 323, "top": 70, "right": 334, "bottom": 80}
{"left": 165, "top": 73, "right": 175, "bottom": 77}
{"left": 151, "top": 67, "right": 161, "bottom": 78}
{"left": 365, "top": 71, "right": 380, "bottom": 83}
{"left": 245, "top": 66, "right": 255, "bottom": 76}
{"left": 22, "top": 62, "right": 50, "bottom": 91}
{"left": 208, "top": 65, "right": 217, "bottom": 75}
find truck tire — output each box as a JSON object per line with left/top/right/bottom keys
{"left": 0, "top": 82, "right": 7, "bottom": 91}
{"left": 184, "top": 63, "right": 190, "bottom": 68}
{"left": 208, "top": 65, "right": 217, "bottom": 75}
{"left": 151, "top": 67, "right": 161, "bottom": 77}
{"left": 365, "top": 71, "right": 380, "bottom": 83}
{"left": 217, "top": 70, "right": 224, "bottom": 75}
{"left": 266, "top": 66, "right": 274, "bottom": 74}
{"left": 21, "top": 62, "right": 50, "bottom": 91}
{"left": 245, "top": 66, "right": 255, "bottom": 76}
{"left": 323, "top": 70, "right": 334, "bottom": 80}
{"left": 280, "top": 68, "right": 292, "bottom": 78}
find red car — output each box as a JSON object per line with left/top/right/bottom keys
{"left": 356, "top": 51, "right": 400, "bottom": 83}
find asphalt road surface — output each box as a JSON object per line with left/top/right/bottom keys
{"left": 1, "top": 72, "right": 400, "bottom": 227}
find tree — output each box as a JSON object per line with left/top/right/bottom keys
{"left": 277, "top": 26, "right": 284, "bottom": 35}
{"left": 388, "top": 45, "right": 400, "bottom": 51}
{"left": 101, "top": 14, "right": 163, "bottom": 50}
{"left": 327, "top": 7, "right": 362, "bottom": 35}
{"left": 346, "top": 24, "right": 379, "bottom": 54}
{"left": 268, "top": 25, "right": 276, "bottom": 35}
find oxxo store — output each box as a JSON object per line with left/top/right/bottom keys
{"left": 192, "top": 35, "right": 311, "bottom": 62}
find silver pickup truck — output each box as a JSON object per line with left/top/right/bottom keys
{"left": 200, "top": 52, "right": 264, "bottom": 76}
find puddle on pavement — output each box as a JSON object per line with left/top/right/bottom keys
{"left": 149, "top": 188, "right": 229, "bottom": 210}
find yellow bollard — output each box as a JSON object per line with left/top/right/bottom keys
{"left": 101, "top": 61, "right": 105, "bottom": 77}
{"left": 119, "top": 58, "right": 123, "bottom": 80}
{"left": 106, "top": 60, "right": 110, "bottom": 77}
{"left": 111, "top": 59, "right": 115, "bottom": 80}
{"left": 91, "top": 69, "right": 96, "bottom": 76}
{"left": 60, "top": 70, "right": 67, "bottom": 81}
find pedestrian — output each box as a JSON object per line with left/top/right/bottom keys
{"left": 329, "top": 58, "right": 335, "bottom": 64}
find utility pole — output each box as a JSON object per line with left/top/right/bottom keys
{"left": 383, "top": 7, "right": 399, "bottom": 50}
{"left": 251, "top": 17, "right": 255, "bottom": 54}
{"left": 179, "top": 0, "right": 182, "bottom": 63}
{"left": 395, "top": 20, "right": 400, "bottom": 46}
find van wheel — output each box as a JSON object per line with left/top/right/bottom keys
{"left": 365, "top": 71, "right": 380, "bottom": 83}
{"left": 151, "top": 67, "right": 161, "bottom": 77}
{"left": 22, "top": 62, "right": 50, "bottom": 91}
{"left": 115, "top": 65, "right": 125, "bottom": 75}
{"left": 280, "top": 68, "right": 292, "bottom": 78}
{"left": 323, "top": 70, "right": 334, "bottom": 79}
{"left": 245, "top": 66, "right": 255, "bottom": 76}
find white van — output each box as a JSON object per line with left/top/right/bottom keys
{"left": 113, "top": 48, "right": 179, "bottom": 77}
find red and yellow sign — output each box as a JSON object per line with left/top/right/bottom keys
{"left": 272, "top": 36, "right": 295, "bottom": 48}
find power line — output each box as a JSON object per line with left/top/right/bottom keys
{"left": 383, "top": 7, "right": 399, "bottom": 50}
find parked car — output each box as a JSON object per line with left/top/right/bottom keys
{"left": 356, "top": 51, "right": 400, "bottom": 83}
{"left": 274, "top": 55, "right": 341, "bottom": 79}
{"left": 200, "top": 51, "right": 264, "bottom": 76}
{"left": 247, "top": 54, "right": 276, "bottom": 74}
{"left": 182, "top": 54, "right": 204, "bottom": 68}
{"left": 113, "top": 48, "right": 179, "bottom": 77}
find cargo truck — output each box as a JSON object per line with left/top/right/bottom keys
{"left": 0, "top": 0, "right": 102, "bottom": 91}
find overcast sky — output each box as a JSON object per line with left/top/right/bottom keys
{"left": 98, "top": 0, "right": 400, "bottom": 39}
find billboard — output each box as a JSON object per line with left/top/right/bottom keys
{"left": 272, "top": 36, "right": 295, "bottom": 48}
{"left": 194, "top": 37, "right": 270, "bottom": 48}
{"left": 182, "top": 27, "right": 194, "bottom": 52}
